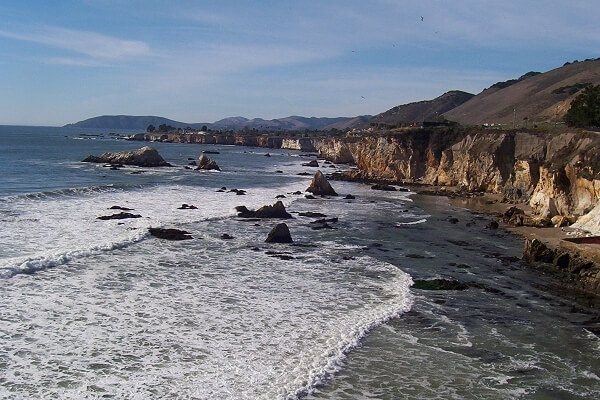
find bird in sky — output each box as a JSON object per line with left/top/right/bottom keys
{"left": 421, "top": 16, "right": 424, "bottom": 21}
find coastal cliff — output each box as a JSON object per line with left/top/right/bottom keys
{"left": 312, "top": 129, "right": 600, "bottom": 225}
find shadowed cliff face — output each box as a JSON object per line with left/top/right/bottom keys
{"left": 310, "top": 129, "right": 600, "bottom": 221}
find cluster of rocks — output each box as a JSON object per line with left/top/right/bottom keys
{"left": 235, "top": 201, "right": 292, "bottom": 219}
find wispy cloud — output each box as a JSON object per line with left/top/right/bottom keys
{"left": 0, "top": 25, "right": 149, "bottom": 60}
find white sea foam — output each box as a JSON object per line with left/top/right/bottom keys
{"left": 0, "top": 240, "right": 413, "bottom": 399}
{"left": 0, "top": 181, "right": 301, "bottom": 279}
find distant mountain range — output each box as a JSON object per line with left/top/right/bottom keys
{"left": 65, "top": 114, "right": 369, "bottom": 131}
{"left": 66, "top": 58, "right": 600, "bottom": 131}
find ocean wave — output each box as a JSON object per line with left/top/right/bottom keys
{"left": 0, "top": 230, "right": 149, "bottom": 279}
{"left": 287, "top": 259, "right": 414, "bottom": 399}
{"left": 0, "top": 183, "right": 146, "bottom": 203}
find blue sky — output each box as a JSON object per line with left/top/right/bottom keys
{"left": 1, "top": 1, "right": 599, "bottom": 126}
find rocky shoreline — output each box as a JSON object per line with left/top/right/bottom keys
{"left": 125, "top": 128, "right": 600, "bottom": 305}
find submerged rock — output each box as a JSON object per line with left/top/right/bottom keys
{"left": 371, "top": 184, "right": 397, "bottom": 191}
{"left": 412, "top": 279, "right": 470, "bottom": 291}
{"left": 83, "top": 146, "right": 171, "bottom": 167}
{"left": 236, "top": 201, "right": 292, "bottom": 219}
{"left": 196, "top": 155, "right": 220, "bottom": 171}
{"left": 109, "top": 205, "right": 133, "bottom": 211}
{"left": 306, "top": 170, "right": 338, "bottom": 196}
{"left": 178, "top": 204, "right": 198, "bottom": 210}
{"left": 302, "top": 159, "right": 319, "bottom": 167}
{"left": 148, "top": 228, "right": 192, "bottom": 240}
{"left": 265, "top": 223, "right": 293, "bottom": 243}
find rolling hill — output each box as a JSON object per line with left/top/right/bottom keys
{"left": 444, "top": 58, "right": 600, "bottom": 125}
{"left": 359, "top": 90, "right": 475, "bottom": 128}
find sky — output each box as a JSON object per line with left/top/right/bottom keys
{"left": 1, "top": 1, "right": 599, "bottom": 126}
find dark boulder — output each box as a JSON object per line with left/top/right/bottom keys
{"left": 202, "top": 150, "right": 220, "bottom": 154}
{"left": 220, "top": 233, "right": 234, "bottom": 240}
{"left": 302, "top": 159, "right": 319, "bottom": 167}
{"left": 83, "top": 146, "right": 171, "bottom": 167}
{"left": 196, "top": 155, "right": 220, "bottom": 171}
{"left": 265, "top": 223, "right": 293, "bottom": 243}
{"left": 306, "top": 170, "right": 338, "bottom": 196}
{"left": 97, "top": 212, "right": 142, "bottom": 220}
{"left": 236, "top": 201, "right": 292, "bottom": 219}
{"left": 344, "top": 194, "right": 356, "bottom": 199}
{"left": 447, "top": 217, "right": 459, "bottom": 224}
{"left": 148, "top": 228, "right": 192, "bottom": 240}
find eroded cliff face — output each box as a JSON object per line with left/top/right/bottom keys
{"left": 311, "top": 129, "right": 600, "bottom": 223}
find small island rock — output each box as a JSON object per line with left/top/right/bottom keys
{"left": 196, "top": 155, "right": 220, "bottom": 171}
{"left": 83, "top": 146, "right": 171, "bottom": 167}
{"left": 265, "top": 223, "right": 293, "bottom": 243}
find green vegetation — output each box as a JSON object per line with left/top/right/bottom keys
{"left": 564, "top": 84, "right": 600, "bottom": 127}
{"left": 146, "top": 124, "right": 155, "bottom": 133}
{"left": 552, "top": 82, "right": 590, "bottom": 95}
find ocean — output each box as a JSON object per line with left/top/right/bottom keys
{"left": 0, "top": 125, "right": 598, "bottom": 399}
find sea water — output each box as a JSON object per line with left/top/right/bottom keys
{"left": 0, "top": 126, "right": 598, "bottom": 399}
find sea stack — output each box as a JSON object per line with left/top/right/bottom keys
{"left": 306, "top": 170, "right": 338, "bottom": 196}
{"left": 196, "top": 155, "right": 221, "bottom": 171}
{"left": 82, "top": 146, "right": 171, "bottom": 167}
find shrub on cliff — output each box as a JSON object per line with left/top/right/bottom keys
{"left": 564, "top": 84, "right": 600, "bottom": 127}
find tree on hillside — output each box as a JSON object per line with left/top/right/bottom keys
{"left": 146, "top": 124, "right": 155, "bottom": 133}
{"left": 564, "top": 84, "right": 600, "bottom": 127}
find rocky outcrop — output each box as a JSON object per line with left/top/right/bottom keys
{"left": 235, "top": 201, "right": 292, "bottom": 218}
{"left": 196, "top": 155, "right": 220, "bottom": 171}
{"left": 306, "top": 170, "right": 338, "bottom": 196}
{"left": 523, "top": 238, "right": 600, "bottom": 294}
{"left": 83, "top": 146, "right": 171, "bottom": 167}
